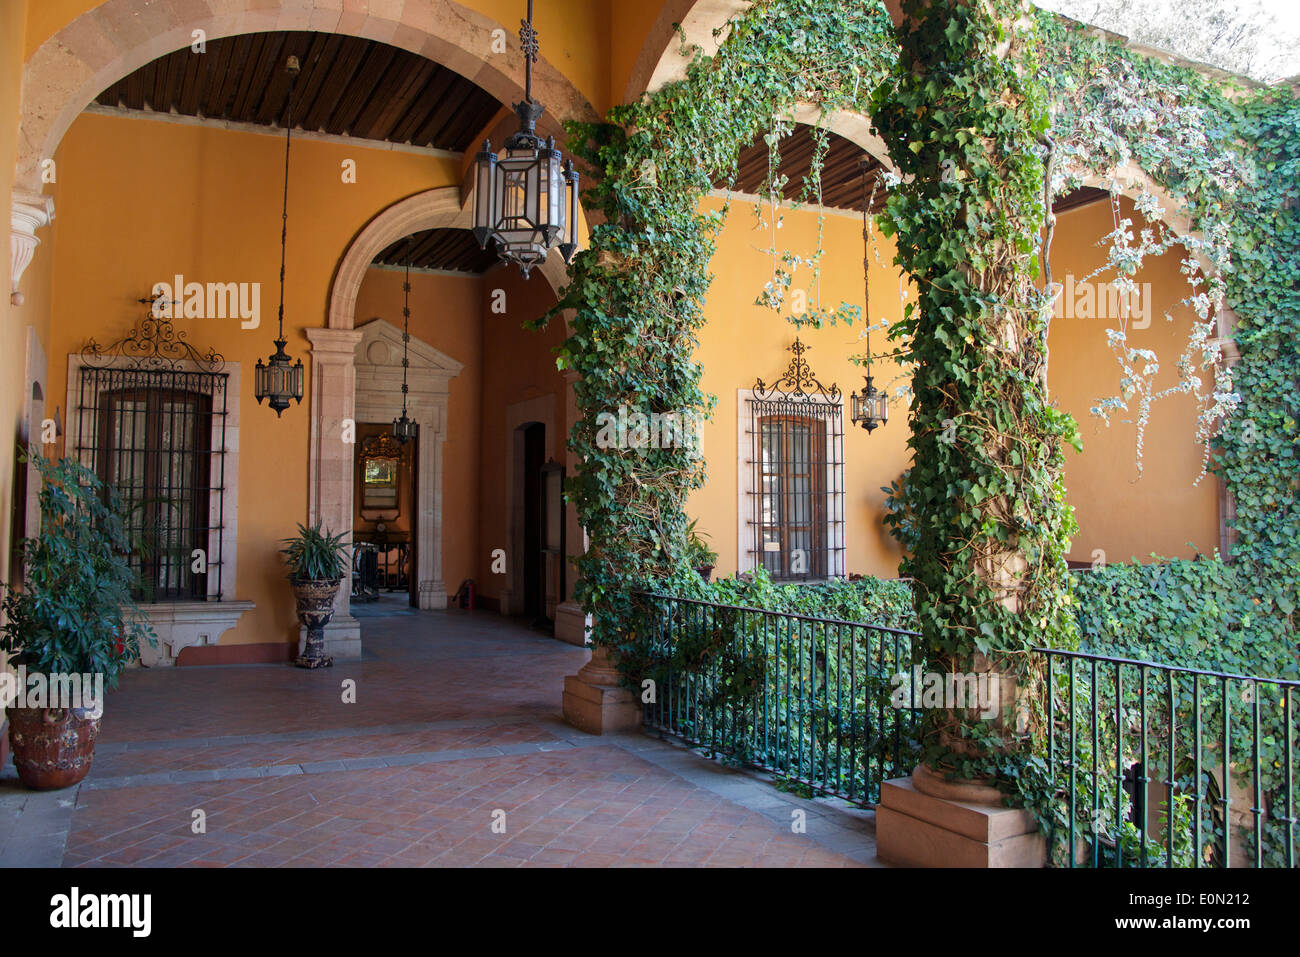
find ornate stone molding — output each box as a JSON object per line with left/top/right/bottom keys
{"left": 138, "top": 601, "right": 256, "bottom": 667}
{"left": 353, "top": 318, "right": 464, "bottom": 610}
{"left": 305, "top": 326, "right": 364, "bottom": 660}
{"left": 11, "top": 192, "right": 54, "bottom": 305}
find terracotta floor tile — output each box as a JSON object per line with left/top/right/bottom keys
{"left": 47, "top": 611, "right": 870, "bottom": 869}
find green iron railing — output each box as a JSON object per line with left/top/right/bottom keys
{"left": 1036, "top": 647, "right": 1299, "bottom": 868}
{"left": 637, "top": 591, "right": 1297, "bottom": 865}
{"left": 637, "top": 591, "right": 924, "bottom": 804}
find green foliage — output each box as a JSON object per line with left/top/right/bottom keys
{"left": 870, "top": 0, "right": 1080, "bottom": 782}
{"left": 279, "top": 521, "right": 349, "bottom": 582}
{"left": 546, "top": 0, "right": 1296, "bottom": 859}
{"left": 691, "top": 566, "right": 917, "bottom": 632}
{"left": 1211, "top": 88, "right": 1300, "bottom": 609}
{"left": 0, "top": 451, "right": 154, "bottom": 688}
{"left": 549, "top": 0, "right": 897, "bottom": 652}
{"left": 685, "top": 519, "right": 717, "bottom": 568}
{"left": 1073, "top": 557, "right": 1298, "bottom": 679}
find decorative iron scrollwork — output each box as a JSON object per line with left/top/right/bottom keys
{"left": 361, "top": 431, "right": 407, "bottom": 462}
{"left": 81, "top": 296, "right": 226, "bottom": 373}
{"left": 753, "top": 337, "right": 840, "bottom": 404}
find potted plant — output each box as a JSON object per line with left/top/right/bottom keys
{"left": 686, "top": 519, "right": 718, "bottom": 582}
{"left": 281, "top": 521, "right": 349, "bottom": 669}
{"left": 1, "top": 452, "right": 154, "bottom": 790}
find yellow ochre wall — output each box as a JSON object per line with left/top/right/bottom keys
{"left": 474, "top": 264, "right": 568, "bottom": 605}
{"left": 1047, "top": 196, "right": 1220, "bottom": 563}
{"left": 689, "top": 195, "right": 912, "bottom": 579}
{"left": 688, "top": 192, "right": 1221, "bottom": 579}
{"left": 43, "top": 110, "right": 461, "bottom": 647}
{"left": 7, "top": 0, "right": 618, "bottom": 656}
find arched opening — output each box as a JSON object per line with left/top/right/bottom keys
{"left": 14, "top": 0, "right": 598, "bottom": 195}
{"left": 316, "top": 187, "right": 583, "bottom": 654}
{"left": 33, "top": 24, "right": 588, "bottom": 663}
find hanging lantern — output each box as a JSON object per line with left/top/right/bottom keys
{"left": 393, "top": 259, "right": 419, "bottom": 444}
{"left": 255, "top": 337, "right": 304, "bottom": 418}
{"left": 851, "top": 375, "right": 889, "bottom": 433}
{"left": 849, "top": 159, "right": 889, "bottom": 435}
{"left": 472, "top": 0, "right": 580, "bottom": 278}
{"left": 255, "top": 55, "right": 305, "bottom": 417}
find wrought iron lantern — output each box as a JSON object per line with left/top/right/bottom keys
{"left": 472, "top": 0, "right": 580, "bottom": 278}
{"left": 255, "top": 55, "right": 305, "bottom": 417}
{"left": 392, "top": 259, "right": 419, "bottom": 444}
{"left": 850, "top": 375, "right": 889, "bottom": 433}
{"left": 849, "top": 159, "right": 889, "bottom": 435}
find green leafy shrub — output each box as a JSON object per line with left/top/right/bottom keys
{"left": 1071, "top": 556, "right": 1298, "bottom": 679}
{"left": 0, "top": 451, "right": 154, "bottom": 687}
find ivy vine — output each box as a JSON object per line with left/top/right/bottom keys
{"left": 541, "top": 0, "right": 1298, "bottom": 859}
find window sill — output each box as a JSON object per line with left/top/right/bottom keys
{"left": 134, "top": 600, "right": 256, "bottom": 667}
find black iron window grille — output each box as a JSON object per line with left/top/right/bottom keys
{"left": 747, "top": 338, "right": 845, "bottom": 581}
{"left": 76, "top": 305, "right": 229, "bottom": 602}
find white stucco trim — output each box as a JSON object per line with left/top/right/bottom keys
{"left": 353, "top": 317, "right": 463, "bottom": 610}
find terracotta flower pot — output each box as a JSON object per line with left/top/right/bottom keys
{"left": 291, "top": 577, "right": 341, "bottom": 669}
{"left": 7, "top": 705, "right": 101, "bottom": 790}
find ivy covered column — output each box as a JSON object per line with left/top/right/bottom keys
{"left": 871, "top": 0, "right": 1078, "bottom": 826}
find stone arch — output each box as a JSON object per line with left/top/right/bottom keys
{"left": 307, "top": 186, "right": 576, "bottom": 655}
{"left": 623, "top": 0, "right": 908, "bottom": 103}
{"left": 325, "top": 187, "right": 572, "bottom": 331}
{"left": 15, "top": 0, "right": 600, "bottom": 195}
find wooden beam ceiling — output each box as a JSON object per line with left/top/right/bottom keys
{"left": 96, "top": 31, "right": 503, "bottom": 153}
{"left": 728, "top": 124, "right": 1112, "bottom": 216}
{"left": 373, "top": 228, "right": 498, "bottom": 275}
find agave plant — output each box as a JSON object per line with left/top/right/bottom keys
{"left": 280, "top": 521, "right": 349, "bottom": 582}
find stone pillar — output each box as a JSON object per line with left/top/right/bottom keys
{"left": 416, "top": 423, "right": 448, "bottom": 609}
{"left": 305, "top": 327, "right": 363, "bottom": 661}
{"left": 876, "top": 764, "right": 1046, "bottom": 867}
{"left": 562, "top": 645, "right": 642, "bottom": 735}
{"left": 554, "top": 368, "right": 590, "bottom": 646}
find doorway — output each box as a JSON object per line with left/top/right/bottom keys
{"left": 522, "top": 422, "right": 545, "bottom": 623}
{"left": 353, "top": 425, "right": 417, "bottom": 611}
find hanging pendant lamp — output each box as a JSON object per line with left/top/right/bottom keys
{"left": 254, "top": 55, "right": 305, "bottom": 417}
{"left": 850, "top": 159, "right": 889, "bottom": 434}
{"left": 393, "top": 259, "right": 419, "bottom": 444}
{"left": 471, "top": 0, "right": 581, "bottom": 278}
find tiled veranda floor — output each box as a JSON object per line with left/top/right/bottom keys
{"left": 0, "top": 603, "right": 880, "bottom": 867}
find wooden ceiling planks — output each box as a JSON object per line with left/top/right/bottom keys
{"left": 728, "top": 126, "right": 891, "bottom": 214}
{"left": 373, "top": 228, "right": 499, "bottom": 275}
{"left": 95, "top": 30, "right": 504, "bottom": 153}
{"left": 730, "top": 124, "right": 1111, "bottom": 215}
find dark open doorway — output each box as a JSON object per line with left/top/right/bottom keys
{"left": 521, "top": 422, "right": 545, "bottom": 623}
{"left": 352, "top": 425, "right": 417, "bottom": 611}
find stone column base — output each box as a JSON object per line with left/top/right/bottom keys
{"left": 876, "top": 771, "right": 1046, "bottom": 868}
{"left": 418, "top": 581, "right": 448, "bottom": 610}
{"left": 299, "top": 614, "right": 362, "bottom": 663}
{"left": 553, "top": 601, "right": 590, "bottom": 647}
{"left": 561, "top": 646, "right": 641, "bottom": 735}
